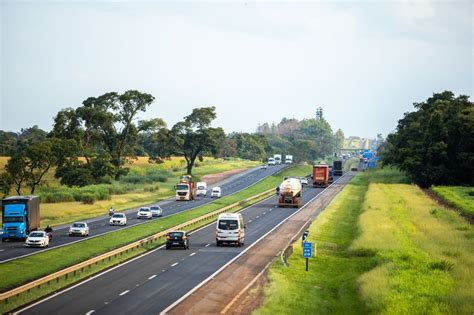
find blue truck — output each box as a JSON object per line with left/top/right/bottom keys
{"left": 1, "top": 196, "right": 40, "bottom": 242}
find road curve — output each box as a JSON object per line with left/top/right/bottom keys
{"left": 17, "top": 174, "right": 343, "bottom": 315}
{"left": 0, "top": 164, "right": 287, "bottom": 263}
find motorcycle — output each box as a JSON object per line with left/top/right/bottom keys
{"left": 46, "top": 232, "right": 53, "bottom": 240}
{"left": 108, "top": 208, "right": 115, "bottom": 216}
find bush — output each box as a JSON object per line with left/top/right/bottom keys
{"left": 41, "top": 191, "right": 75, "bottom": 203}
{"left": 81, "top": 192, "right": 96, "bottom": 204}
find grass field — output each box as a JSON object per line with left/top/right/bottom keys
{"left": 431, "top": 186, "right": 474, "bottom": 219}
{"left": 255, "top": 168, "right": 474, "bottom": 315}
{"left": 0, "top": 156, "right": 260, "bottom": 227}
{"left": 0, "top": 165, "right": 311, "bottom": 295}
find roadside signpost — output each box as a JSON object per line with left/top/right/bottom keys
{"left": 302, "top": 242, "right": 312, "bottom": 271}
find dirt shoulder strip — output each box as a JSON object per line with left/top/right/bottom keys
{"left": 167, "top": 173, "right": 354, "bottom": 314}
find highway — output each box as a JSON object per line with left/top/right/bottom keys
{"left": 0, "top": 164, "right": 287, "bottom": 263}
{"left": 18, "top": 174, "right": 343, "bottom": 315}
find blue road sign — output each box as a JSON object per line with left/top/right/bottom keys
{"left": 302, "top": 242, "right": 312, "bottom": 258}
{"left": 367, "top": 161, "right": 376, "bottom": 168}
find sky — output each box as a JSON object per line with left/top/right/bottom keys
{"left": 1, "top": 0, "right": 472, "bottom": 138}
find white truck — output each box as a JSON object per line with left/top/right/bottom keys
{"left": 285, "top": 154, "right": 293, "bottom": 164}
{"left": 267, "top": 157, "right": 276, "bottom": 165}
{"left": 274, "top": 154, "right": 282, "bottom": 165}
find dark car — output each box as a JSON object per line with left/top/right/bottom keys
{"left": 165, "top": 230, "right": 189, "bottom": 250}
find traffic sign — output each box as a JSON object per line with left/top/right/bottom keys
{"left": 302, "top": 230, "right": 309, "bottom": 243}
{"left": 302, "top": 242, "right": 312, "bottom": 258}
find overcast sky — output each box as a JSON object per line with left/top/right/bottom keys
{"left": 1, "top": 0, "right": 472, "bottom": 138}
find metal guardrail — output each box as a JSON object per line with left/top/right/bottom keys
{"left": 0, "top": 188, "right": 275, "bottom": 303}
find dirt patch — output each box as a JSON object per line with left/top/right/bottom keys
{"left": 423, "top": 189, "right": 473, "bottom": 224}
{"left": 168, "top": 174, "right": 353, "bottom": 315}
{"left": 200, "top": 168, "right": 247, "bottom": 186}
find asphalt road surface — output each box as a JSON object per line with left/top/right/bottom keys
{"left": 0, "top": 164, "right": 287, "bottom": 263}
{"left": 18, "top": 174, "right": 343, "bottom": 315}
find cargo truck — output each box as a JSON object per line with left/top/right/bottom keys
{"left": 274, "top": 154, "right": 282, "bottom": 165}
{"left": 1, "top": 196, "right": 40, "bottom": 242}
{"left": 333, "top": 160, "right": 343, "bottom": 176}
{"left": 175, "top": 175, "right": 196, "bottom": 201}
{"left": 312, "top": 164, "right": 329, "bottom": 188}
{"left": 285, "top": 155, "right": 293, "bottom": 164}
{"left": 277, "top": 178, "right": 302, "bottom": 208}
{"left": 328, "top": 166, "right": 334, "bottom": 183}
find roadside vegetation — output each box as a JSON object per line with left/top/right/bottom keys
{"left": 0, "top": 156, "right": 259, "bottom": 227}
{"left": 0, "top": 165, "right": 311, "bottom": 295}
{"left": 256, "top": 168, "right": 474, "bottom": 315}
{"left": 431, "top": 186, "right": 474, "bottom": 219}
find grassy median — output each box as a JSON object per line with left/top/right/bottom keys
{"left": 0, "top": 165, "right": 311, "bottom": 294}
{"left": 430, "top": 186, "right": 474, "bottom": 219}
{"left": 255, "top": 168, "right": 474, "bottom": 315}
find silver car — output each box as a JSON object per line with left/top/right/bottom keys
{"left": 150, "top": 206, "right": 163, "bottom": 217}
{"left": 137, "top": 207, "right": 152, "bottom": 219}
{"left": 69, "top": 222, "right": 89, "bottom": 237}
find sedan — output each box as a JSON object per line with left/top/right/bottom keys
{"left": 166, "top": 231, "right": 189, "bottom": 250}
{"left": 137, "top": 207, "right": 152, "bottom": 219}
{"left": 25, "top": 231, "right": 49, "bottom": 248}
{"left": 150, "top": 206, "right": 163, "bottom": 217}
{"left": 69, "top": 222, "right": 89, "bottom": 237}
{"left": 109, "top": 213, "right": 127, "bottom": 226}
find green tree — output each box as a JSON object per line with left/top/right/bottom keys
{"left": 218, "top": 137, "right": 238, "bottom": 158}
{"left": 151, "top": 107, "right": 225, "bottom": 175}
{"left": 382, "top": 91, "right": 474, "bottom": 187}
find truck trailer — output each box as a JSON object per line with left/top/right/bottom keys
{"left": 312, "top": 164, "right": 329, "bottom": 188}
{"left": 285, "top": 155, "right": 293, "bottom": 164}
{"left": 175, "top": 175, "right": 196, "bottom": 201}
{"left": 333, "top": 160, "right": 343, "bottom": 176}
{"left": 1, "top": 196, "right": 40, "bottom": 242}
{"left": 274, "top": 154, "right": 282, "bottom": 165}
{"left": 277, "top": 178, "right": 302, "bottom": 208}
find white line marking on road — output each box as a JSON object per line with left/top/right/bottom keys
{"left": 205, "top": 243, "right": 210, "bottom": 247}
{"left": 190, "top": 252, "right": 196, "bottom": 256}
{"left": 256, "top": 216, "right": 260, "bottom": 218}
{"left": 0, "top": 249, "right": 4, "bottom": 252}
{"left": 269, "top": 209, "right": 272, "bottom": 211}
{"left": 148, "top": 275, "right": 157, "bottom": 280}
{"left": 85, "top": 311, "right": 95, "bottom": 315}
{"left": 263, "top": 212, "right": 266, "bottom": 214}
{"left": 136, "top": 284, "right": 139, "bottom": 287}
{"left": 248, "top": 220, "right": 252, "bottom": 223}
{"left": 162, "top": 269, "right": 166, "bottom": 272}
{"left": 160, "top": 173, "right": 349, "bottom": 315}
{"left": 181, "top": 258, "right": 185, "bottom": 261}
{"left": 171, "top": 262, "right": 178, "bottom": 267}
{"left": 119, "top": 290, "right": 130, "bottom": 296}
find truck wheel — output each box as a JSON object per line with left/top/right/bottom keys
{"left": 1, "top": 238, "right": 5, "bottom": 242}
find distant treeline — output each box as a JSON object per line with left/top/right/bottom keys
{"left": 0, "top": 90, "right": 339, "bottom": 195}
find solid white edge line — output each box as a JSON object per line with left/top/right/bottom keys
{"left": 159, "top": 173, "right": 348, "bottom": 315}
{"left": 119, "top": 290, "right": 129, "bottom": 296}
{"left": 1, "top": 165, "right": 288, "bottom": 264}
{"left": 14, "top": 193, "right": 276, "bottom": 314}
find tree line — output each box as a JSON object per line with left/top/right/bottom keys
{"left": 0, "top": 90, "right": 339, "bottom": 195}
{"left": 380, "top": 91, "right": 474, "bottom": 188}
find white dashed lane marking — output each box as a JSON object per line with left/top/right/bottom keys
{"left": 171, "top": 262, "right": 178, "bottom": 267}
{"left": 119, "top": 290, "right": 130, "bottom": 296}
{"left": 148, "top": 275, "right": 157, "bottom": 280}
{"left": 205, "top": 243, "right": 210, "bottom": 247}
{"left": 190, "top": 252, "right": 196, "bottom": 256}
{"left": 85, "top": 311, "right": 95, "bottom": 315}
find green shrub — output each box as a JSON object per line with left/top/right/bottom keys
{"left": 80, "top": 193, "right": 96, "bottom": 204}
{"left": 41, "top": 191, "right": 75, "bottom": 203}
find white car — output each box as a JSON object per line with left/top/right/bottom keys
{"left": 137, "top": 207, "right": 152, "bottom": 219}
{"left": 150, "top": 206, "right": 163, "bottom": 217}
{"left": 300, "top": 177, "right": 309, "bottom": 185}
{"left": 109, "top": 213, "right": 127, "bottom": 226}
{"left": 25, "top": 231, "right": 49, "bottom": 248}
{"left": 211, "top": 187, "right": 222, "bottom": 198}
{"left": 260, "top": 164, "right": 268, "bottom": 169}
{"left": 267, "top": 158, "right": 276, "bottom": 166}
{"left": 69, "top": 222, "right": 89, "bottom": 237}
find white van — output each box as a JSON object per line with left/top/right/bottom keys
{"left": 196, "top": 182, "right": 207, "bottom": 196}
{"left": 216, "top": 213, "right": 245, "bottom": 247}
{"left": 267, "top": 157, "right": 276, "bottom": 166}
{"left": 211, "top": 186, "right": 222, "bottom": 198}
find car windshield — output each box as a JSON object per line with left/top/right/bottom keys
{"left": 29, "top": 232, "right": 44, "bottom": 237}
{"left": 213, "top": 188, "right": 220, "bottom": 192}
{"left": 150, "top": 207, "right": 161, "bottom": 210}
{"left": 72, "top": 223, "right": 85, "bottom": 228}
{"left": 140, "top": 208, "right": 150, "bottom": 212}
{"left": 3, "top": 216, "right": 24, "bottom": 223}
{"left": 169, "top": 232, "right": 183, "bottom": 238}
{"left": 176, "top": 184, "right": 188, "bottom": 190}
{"left": 197, "top": 186, "right": 205, "bottom": 190}
{"left": 218, "top": 219, "right": 238, "bottom": 230}
{"left": 112, "top": 214, "right": 124, "bottom": 218}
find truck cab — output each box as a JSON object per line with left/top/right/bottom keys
{"left": 175, "top": 175, "right": 195, "bottom": 201}
{"left": 285, "top": 155, "right": 293, "bottom": 164}
{"left": 274, "top": 154, "right": 282, "bottom": 165}
{"left": 2, "top": 196, "right": 40, "bottom": 242}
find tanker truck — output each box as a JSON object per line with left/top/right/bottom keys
{"left": 277, "top": 178, "right": 302, "bottom": 208}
